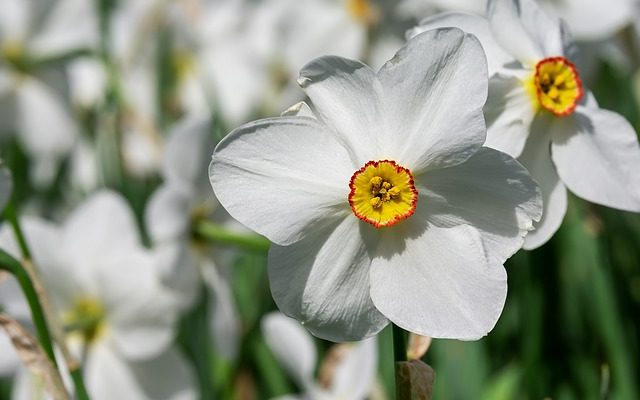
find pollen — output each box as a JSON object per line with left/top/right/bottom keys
{"left": 348, "top": 160, "right": 418, "bottom": 228}
{"left": 532, "top": 57, "right": 583, "bottom": 116}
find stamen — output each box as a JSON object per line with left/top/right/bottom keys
{"left": 348, "top": 160, "right": 418, "bottom": 228}
{"left": 533, "top": 57, "right": 583, "bottom": 116}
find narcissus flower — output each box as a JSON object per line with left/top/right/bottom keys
{"left": 411, "top": 0, "right": 640, "bottom": 249}
{"left": 262, "top": 312, "right": 377, "bottom": 399}
{"left": 210, "top": 28, "right": 542, "bottom": 341}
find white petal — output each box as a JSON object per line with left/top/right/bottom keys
{"left": 519, "top": 116, "right": 568, "bottom": 250}
{"left": 551, "top": 107, "right": 640, "bottom": 211}
{"left": 298, "top": 56, "right": 383, "bottom": 166}
{"left": 0, "top": 0, "right": 29, "bottom": 43}
{"left": 268, "top": 217, "right": 388, "bottom": 342}
{"left": 261, "top": 312, "right": 316, "bottom": 389}
{"left": 210, "top": 117, "right": 353, "bottom": 246}
{"left": 85, "top": 343, "right": 196, "bottom": 400}
{"left": 163, "top": 117, "right": 213, "bottom": 190}
{"left": 487, "top": 0, "right": 564, "bottom": 65}
{"left": 102, "top": 249, "right": 178, "bottom": 360}
{"left": 540, "top": 0, "right": 633, "bottom": 41}
{"left": 28, "top": 0, "right": 99, "bottom": 57}
{"left": 67, "top": 58, "right": 107, "bottom": 108}
{"left": 370, "top": 223, "right": 506, "bottom": 339}
{"left": 282, "top": 0, "right": 365, "bottom": 72}
{"left": 145, "top": 185, "right": 191, "bottom": 244}
{"left": 153, "top": 243, "right": 201, "bottom": 312}
{"left": 420, "top": 147, "right": 541, "bottom": 263}
{"left": 62, "top": 191, "right": 140, "bottom": 271}
{"left": 331, "top": 338, "right": 377, "bottom": 399}
{"left": 16, "top": 77, "right": 78, "bottom": 160}
{"left": 484, "top": 73, "right": 536, "bottom": 157}
{"left": 0, "top": 164, "right": 12, "bottom": 211}
{"left": 407, "top": 12, "right": 514, "bottom": 75}
{"left": 202, "top": 260, "right": 240, "bottom": 361}
{"left": 378, "top": 28, "right": 487, "bottom": 173}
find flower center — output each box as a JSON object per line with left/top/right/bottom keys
{"left": 533, "top": 57, "right": 583, "bottom": 116}
{"left": 63, "top": 297, "right": 106, "bottom": 343}
{"left": 348, "top": 160, "right": 418, "bottom": 228}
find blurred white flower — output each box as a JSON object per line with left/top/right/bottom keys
{"left": 168, "top": 0, "right": 273, "bottom": 125}
{"left": 262, "top": 312, "right": 378, "bottom": 400}
{"left": 412, "top": 0, "right": 640, "bottom": 249}
{"left": 401, "top": 0, "right": 634, "bottom": 41}
{"left": 0, "top": 0, "right": 101, "bottom": 185}
{"left": 111, "top": 0, "right": 166, "bottom": 177}
{"left": 0, "top": 191, "right": 196, "bottom": 400}
{"left": 210, "top": 29, "right": 542, "bottom": 341}
{"left": 145, "top": 116, "right": 242, "bottom": 361}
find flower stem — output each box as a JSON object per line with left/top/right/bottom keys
{"left": 392, "top": 323, "right": 407, "bottom": 363}
{"left": 392, "top": 323, "right": 407, "bottom": 398}
{"left": 3, "top": 203, "right": 92, "bottom": 400}
{"left": 3, "top": 203, "right": 32, "bottom": 259}
{"left": 194, "top": 221, "right": 270, "bottom": 253}
{"left": 0, "top": 249, "right": 57, "bottom": 366}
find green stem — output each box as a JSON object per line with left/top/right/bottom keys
{"left": 3, "top": 203, "right": 32, "bottom": 259}
{"left": 0, "top": 249, "right": 57, "bottom": 367}
{"left": 392, "top": 323, "right": 407, "bottom": 363}
{"left": 3, "top": 204, "right": 92, "bottom": 400}
{"left": 70, "top": 367, "right": 91, "bottom": 400}
{"left": 194, "top": 221, "right": 270, "bottom": 253}
{"left": 392, "top": 323, "right": 407, "bottom": 399}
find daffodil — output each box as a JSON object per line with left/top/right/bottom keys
{"left": 411, "top": 0, "right": 640, "bottom": 249}
{"left": 262, "top": 312, "right": 378, "bottom": 399}
{"left": 210, "top": 28, "right": 542, "bottom": 341}
{"left": 402, "top": 0, "right": 635, "bottom": 41}
{"left": 0, "top": 191, "right": 196, "bottom": 400}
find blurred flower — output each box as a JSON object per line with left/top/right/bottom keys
{"left": 412, "top": 0, "right": 640, "bottom": 249}
{"left": 210, "top": 29, "right": 542, "bottom": 341}
{"left": 145, "top": 116, "right": 241, "bottom": 361}
{"left": 169, "top": 0, "right": 273, "bottom": 125}
{"left": 0, "top": 0, "right": 99, "bottom": 186}
{"left": 111, "top": 0, "right": 166, "bottom": 177}
{"left": 0, "top": 191, "right": 196, "bottom": 400}
{"left": 262, "top": 312, "right": 378, "bottom": 400}
{"left": 401, "top": 0, "right": 634, "bottom": 41}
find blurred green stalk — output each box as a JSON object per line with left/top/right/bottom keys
{"left": 195, "top": 221, "right": 270, "bottom": 253}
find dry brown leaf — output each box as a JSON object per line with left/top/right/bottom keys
{"left": 396, "top": 359, "right": 435, "bottom": 400}
{"left": 0, "top": 313, "right": 69, "bottom": 400}
{"left": 407, "top": 334, "right": 432, "bottom": 361}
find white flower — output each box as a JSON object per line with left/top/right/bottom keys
{"left": 0, "top": 191, "right": 196, "bottom": 400}
{"left": 402, "top": 0, "right": 634, "bottom": 41}
{"left": 411, "top": 0, "right": 640, "bottom": 249}
{"left": 0, "top": 0, "right": 100, "bottom": 185}
{"left": 145, "top": 116, "right": 242, "bottom": 360}
{"left": 262, "top": 312, "right": 377, "bottom": 400}
{"left": 210, "top": 28, "right": 542, "bottom": 341}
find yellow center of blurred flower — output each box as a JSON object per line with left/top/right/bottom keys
{"left": 346, "top": 0, "right": 378, "bottom": 25}
{"left": 530, "top": 57, "right": 583, "bottom": 116}
{"left": 63, "top": 297, "right": 106, "bottom": 343}
{"left": 349, "top": 160, "right": 418, "bottom": 228}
